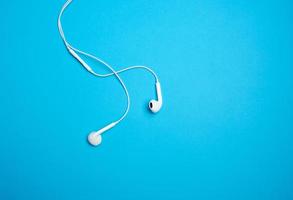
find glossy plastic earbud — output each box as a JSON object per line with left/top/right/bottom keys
{"left": 149, "top": 81, "right": 163, "bottom": 113}
{"left": 88, "top": 122, "right": 117, "bottom": 146}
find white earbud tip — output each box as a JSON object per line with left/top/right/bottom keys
{"left": 149, "top": 100, "right": 161, "bottom": 113}
{"left": 88, "top": 132, "right": 102, "bottom": 146}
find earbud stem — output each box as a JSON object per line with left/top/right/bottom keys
{"left": 156, "top": 81, "right": 162, "bottom": 103}
{"left": 96, "top": 122, "right": 117, "bottom": 135}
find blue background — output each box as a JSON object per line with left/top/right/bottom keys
{"left": 0, "top": 0, "right": 293, "bottom": 199}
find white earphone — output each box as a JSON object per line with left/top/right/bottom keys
{"left": 58, "top": 0, "right": 163, "bottom": 146}
{"left": 149, "top": 82, "right": 163, "bottom": 113}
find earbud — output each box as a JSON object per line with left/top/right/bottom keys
{"left": 149, "top": 81, "right": 163, "bottom": 113}
{"left": 88, "top": 132, "right": 102, "bottom": 146}
{"left": 88, "top": 122, "right": 116, "bottom": 146}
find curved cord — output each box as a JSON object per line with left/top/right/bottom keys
{"left": 58, "top": 0, "right": 129, "bottom": 124}
{"left": 70, "top": 47, "right": 159, "bottom": 82}
{"left": 58, "top": 0, "right": 159, "bottom": 82}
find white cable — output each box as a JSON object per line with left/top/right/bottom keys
{"left": 58, "top": 0, "right": 130, "bottom": 124}
{"left": 69, "top": 47, "right": 159, "bottom": 82}
{"left": 58, "top": 0, "right": 159, "bottom": 82}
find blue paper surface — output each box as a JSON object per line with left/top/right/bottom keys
{"left": 0, "top": 0, "right": 292, "bottom": 199}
